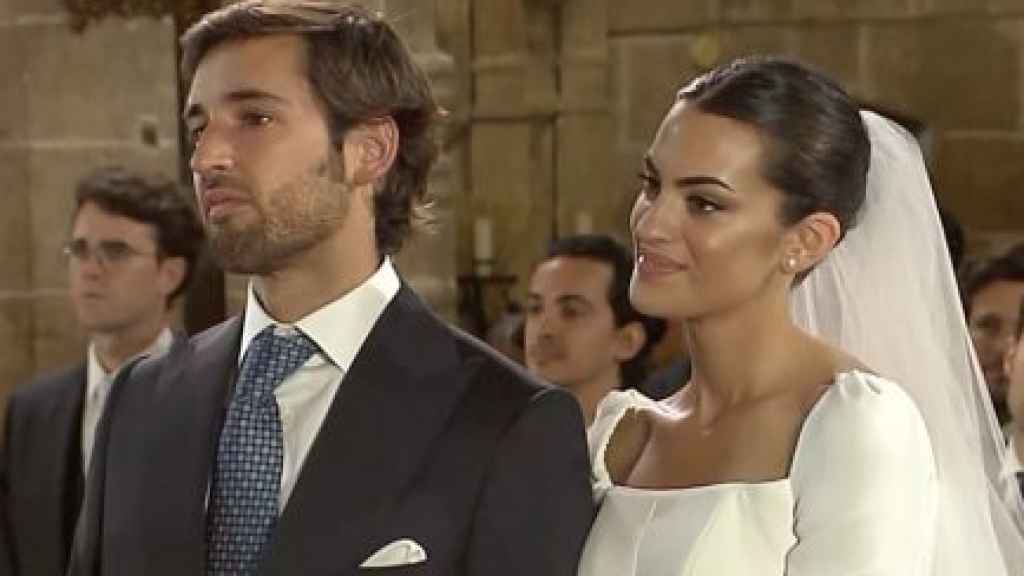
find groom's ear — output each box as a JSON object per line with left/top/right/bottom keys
{"left": 782, "top": 212, "right": 841, "bottom": 275}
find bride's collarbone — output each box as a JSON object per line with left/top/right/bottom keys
{"left": 608, "top": 394, "right": 814, "bottom": 490}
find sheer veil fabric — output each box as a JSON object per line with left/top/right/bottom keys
{"left": 789, "top": 111, "right": 1024, "bottom": 574}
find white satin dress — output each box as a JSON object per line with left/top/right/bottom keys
{"left": 578, "top": 371, "right": 938, "bottom": 576}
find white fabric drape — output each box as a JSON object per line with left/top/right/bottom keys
{"left": 790, "top": 111, "right": 1024, "bottom": 575}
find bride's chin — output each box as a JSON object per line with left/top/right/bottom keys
{"left": 629, "top": 286, "right": 677, "bottom": 319}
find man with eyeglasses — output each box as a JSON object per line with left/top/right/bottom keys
{"left": 0, "top": 165, "right": 203, "bottom": 576}
{"left": 963, "top": 244, "right": 1024, "bottom": 428}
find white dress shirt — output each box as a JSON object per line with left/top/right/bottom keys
{"left": 238, "top": 257, "right": 400, "bottom": 510}
{"left": 83, "top": 327, "right": 174, "bottom": 471}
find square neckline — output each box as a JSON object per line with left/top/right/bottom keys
{"left": 601, "top": 369, "right": 868, "bottom": 496}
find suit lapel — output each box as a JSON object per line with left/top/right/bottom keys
{"left": 139, "top": 319, "right": 241, "bottom": 573}
{"left": 262, "top": 286, "right": 472, "bottom": 574}
{"left": 35, "top": 365, "right": 86, "bottom": 573}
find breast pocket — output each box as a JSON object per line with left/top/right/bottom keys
{"left": 355, "top": 561, "right": 433, "bottom": 575}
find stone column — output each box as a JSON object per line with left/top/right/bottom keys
{"left": 382, "top": 0, "right": 460, "bottom": 320}
{"left": 468, "top": 0, "right": 559, "bottom": 314}
{"left": 555, "top": 0, "right": 615, "bottom": 238}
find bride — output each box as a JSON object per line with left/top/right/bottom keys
{"left": 579, "top": 56, "right": 1024, "bottom": 575}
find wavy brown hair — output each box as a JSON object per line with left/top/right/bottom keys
{"left": 181, "top": 1, "right": 441, "bottom": 255}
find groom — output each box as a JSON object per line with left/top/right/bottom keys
{"left": 68, "top": 2, "right": 593, "bottom": 575}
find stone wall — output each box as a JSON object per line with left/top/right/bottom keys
{"left": 449, "top": 0, "right": 1024, "bottom": 330}
{"left": 0, "top": 0, "right": 458, "bottom": 409}
{"left": 0, "top": 0, "right": 180, "bottom": 403}
{"left": 606, "top": 0, "right": 1024, "bottom": 253}
{"left": 4, "top": 0, "right": 1024, "bottom": 398}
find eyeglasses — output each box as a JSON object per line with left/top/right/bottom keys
{"left": 62, "top": 239, "right": 158, "bottom": 269}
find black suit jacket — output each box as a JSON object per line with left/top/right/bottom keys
{"left": 69, "top": 285, "right": 595, "bottom": 576}
{"left": 1, "top": 364, "right": 87, "bottom": 576}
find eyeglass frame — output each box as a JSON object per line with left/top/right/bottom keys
{"left": 61, "top": 238, "right": 161, "bottom": 270}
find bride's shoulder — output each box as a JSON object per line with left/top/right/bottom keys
{"left": 790, "top": 370, "right": 933, "bottom": 481}
{"left": 588, "top": 390, "right": 663, "bottom": 497}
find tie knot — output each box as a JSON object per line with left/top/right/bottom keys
{"left": 237, "top": 326, "right": 318, "bottom": 400}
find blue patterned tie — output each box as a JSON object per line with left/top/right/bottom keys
{"left": 206, "top": 326, "right": 317, "bottom": 575}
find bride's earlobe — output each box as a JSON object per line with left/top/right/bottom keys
{"left": 794, "top": 212, "right": 841, "bottom": 269}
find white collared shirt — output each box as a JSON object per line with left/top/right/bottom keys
{"left": 83, "top": 327, "right": 174, "bottom": 472}
{"left": 238, "top": 257, "right": 400, "bottom": 510}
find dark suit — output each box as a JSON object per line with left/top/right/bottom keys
{"left": 70, "top": 285, "right": 594, "bottom": 576}
{"left": 1, "top": 364, "right": 87, "bottom": 576}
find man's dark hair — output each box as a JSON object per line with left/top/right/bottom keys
{"left": 74, "top": 165, "right": 204, "bottom": 306}
{"left": 543, "top": 234, "right": 667, "bottom": 389}
{"left": 181, "top": 1, "right": 442, "bottom": 255}
{"left": 962, "top": 243, "right": 1024, "bottom": 318}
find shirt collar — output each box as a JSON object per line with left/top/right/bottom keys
{"left": 86, "top": 327, "right": 175, "bottom": 395}
{"left": 239, "top": 256, "right": 400, "bottom": 372}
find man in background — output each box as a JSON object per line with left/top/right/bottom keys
{"left": 1002, "top": 295, "right": 1024, "bottom": 498}
{"left": 525, "top": 234, "right": 666, "bottom": 424}
{"left": 963, "top": 244, "right": 1024, "bottom": 425}
{"left": 1, "top": 165, "right": 203, "bottom": 576}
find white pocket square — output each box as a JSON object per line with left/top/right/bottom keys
{"left": 359, "top": 538, "right": 428, "bottom": 568}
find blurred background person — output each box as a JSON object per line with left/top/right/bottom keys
{"left": 963, "top": 243, "right": 1024, "bottom": 426}
{"left": 524, "top": 234, "right": 665, "bottom": 424}
{"left": 1003, "top": 294, "right": 1024, "bottom": 498}
{"left": 0, "top": 166, "right": 203, "bottom": 576}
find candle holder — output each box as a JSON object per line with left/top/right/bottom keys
{"left": 457, "top": 271, "right": 517, "bottom": 339}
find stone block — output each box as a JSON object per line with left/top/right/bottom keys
{"left": 995, "top": 20, "right": 1024, "bottom": 129}
{"left": 0, "top": 150, "right": 32, "bottom": 291}
{"left": 716, "top": 25, "right": 798, "bottom": 61}
{"left": 719, "top": 0, "right": 922, "bottom": 23}
{"left": 792, "top": 0, "right": 920, "bottom": 21}
{"left": 556, "top": 114, "right": 626, "bottom": 237}
{"left": 0, "top": 0, "right": 65, "bottom": 20}
{"left": 0, "top": 24, "right": 28, "bottom": 141}
{"left": 473, "top": 0, "right": 525, "bottom": 57}
{"left": 30, "top": 292, "right": 83, "bottom": 379}
{"left": 928, "top": 0, "right": 1024, "bottom": 15}
{"left": 720, "top": 0, "right": 797, "bottom": 22}
{"left": 473, "top": 64, "right": 531, "bottom": 119}
{"left": 19, "top": 16, "right": 179, "bottom": 142}
{"left": 0, "top": 295, "right": 34, "bottom": 394}
{"left": 32, "top": 291, "right": 80, "bottom": 340}
{"left": 610, "top": 36, "right": 703, "bottom": 146}
{"left": 33, "top": 333, "right": 84, "bottom": 377}
{"left": 468, "top": 121, "right": 554, "bottom": 300}
{"left": 609, "top": 0, "right": 717, "bottom": 33}
{"left": 933, "top": 136, "right": 1024, "bottom": 231}
{"left": 793, "top": 24, "right": 863, "bottom": 91}
{"left": 560, "top": 58, "right": 609, "bottom": 112}
{"left": 863, "top": 21, "right": 1019, "bottom": 130}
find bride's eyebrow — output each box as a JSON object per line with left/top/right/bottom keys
{"left": 673, "top": 175, "right": 735, "bottom": 193}
{"left": 643, "top": 154, "right": 735, "bottom": 193}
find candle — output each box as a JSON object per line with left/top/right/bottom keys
{"left": 474, "top": 217, "right": 493, "bottom": 276}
